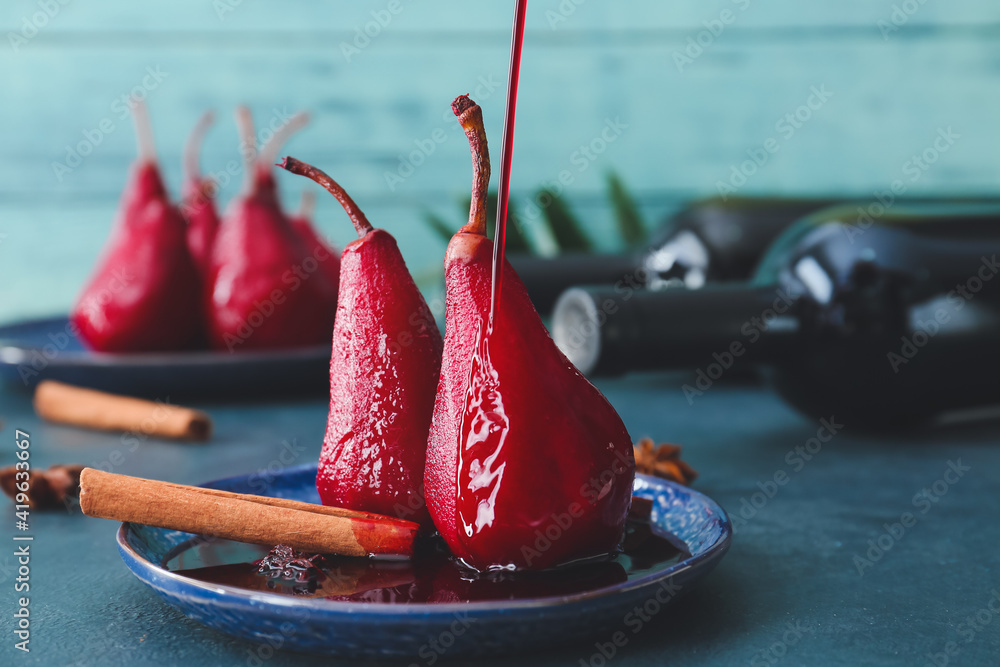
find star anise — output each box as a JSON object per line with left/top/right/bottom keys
{"left": 633, "top": 438, "right": 698, "bottom": 485}
{"left": 0, "top": 464, "right": 85, "bottom": 510}
{"left": 255, "top": 544, "right": 326, "bottom": 584}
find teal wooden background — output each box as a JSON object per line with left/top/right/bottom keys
{"left": 2, "top": 0, "right": 1000, "bottom": 323}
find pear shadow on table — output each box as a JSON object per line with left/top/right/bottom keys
{"left": 594, "top": 368, "right": 763, "bottom": 396}
{"left": 819, "top": 410, "right": 1000, "bottom": 456}
{"left": 701, "top": 419, "right": 829, "bottom": 467}
{"left": 892, "top": 406, "right": 1000, "bottom": 445}
{"left": 725, "top": 404, "right": 1000, "bottom": 464}
{"left": 596, "top": 567, "right": 754, "bottom": 658}
{"left": 466, "top": 565, "right": 757, "bottom": 666}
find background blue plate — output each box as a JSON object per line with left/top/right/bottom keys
{"left": 115, "top": 464, "right": 731, "bottom": 659}
{"left": 0, "top": 316, "right": 329, "bottom": 399}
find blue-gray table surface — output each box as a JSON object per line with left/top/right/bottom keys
{"left": 1, "top": 373, "right": 998, "bottom": 666}
{"left": 3, "top": 1, "right": 1000, "bottom": 664}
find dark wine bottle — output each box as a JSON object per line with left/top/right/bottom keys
{"left": 512, "top": 195, "right": 1000, "bottom": 313}
{"left": 511, "top": 196, "right": 840, "bottom": 313}
{"left": 552, "top": 203, "right": 1000, "bottom": 428}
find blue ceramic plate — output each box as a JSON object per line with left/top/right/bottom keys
{"left": 115, "top": 464, "right": 731, "bottom": 659}
{"left": 0, "top": 316, "right": 328, "bottom": 399}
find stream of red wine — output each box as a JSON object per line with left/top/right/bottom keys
{"left": 488, "top": 0, "right": 527, "bottom": 327}
{"left": 455, "top": 0, "right": 528, "bottom": 549}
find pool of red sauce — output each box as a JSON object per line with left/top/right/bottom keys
{"left": 168, "top": 514, "right": 689, "bottom": 604}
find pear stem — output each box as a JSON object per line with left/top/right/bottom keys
{"left": 184, "top": 110, "right": 214, "bottom": 184}
{"left": 279, "top": 157, "right": 373, "bottom": 238}
{"left": 132, "top": 99, "right": 156, "bottom": 162}
{"left": 259, "top": 112, "right": 310, "bottom": 171}
{"left": 235, "top": 106, "right": 256, "bottom": 192}
{"left": 453, "top": 95, "right": 491, "bottom": 237}
{"left": 298, "top": 189, "right": 317, "bottom": 220}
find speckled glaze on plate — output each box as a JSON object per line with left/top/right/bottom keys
{"left": 116, "top": 464, "right": 731, "bottom": 659}
{"left": 0, "top": 316, "right": 328, "bottom": 399}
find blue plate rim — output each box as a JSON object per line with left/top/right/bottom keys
{"left": 115, "top": 465, "right": 732, "bottom": 615}
{"left": 0, "top": 315, "right": 329, "bottom": 366}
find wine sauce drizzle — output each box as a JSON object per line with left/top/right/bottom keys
{"left": 489, "top": 0, "right": 527, "bottom": 326}
{"left": 456, "top": 0, "right": 528, "bottom": 553}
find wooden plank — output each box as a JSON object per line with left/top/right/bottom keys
{"left": 3, "top": 0, "right": 999, "bottom": 33}
{"left": 1, "top": 38, "right": 998, "bottom": 202}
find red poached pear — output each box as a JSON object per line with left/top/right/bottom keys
{"left": 181, "top": 111, "right": 222, "bottom": 278}
{"left": 280, "top": 157, "right": 442, "bottom": 525}
{"left": 289, "top": 189, "right": 341, "bottom": 296}
{"left": 424, "top": 96, "right": 635, "bottom": 571}
{"left": 71, "top": 101, "right": 202, "bottom": 352}
{"left": 206, "top": 108, "right": 338, "bottom": 351}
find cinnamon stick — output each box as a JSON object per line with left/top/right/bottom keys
{"left": 79, "top": 469, "right": 417, "bottom": 557}
{"left": 34, "top": 381, "right": 211, "bottom": 441}
{"left": 155, "top": 481, "right": 395, "bottom": 522}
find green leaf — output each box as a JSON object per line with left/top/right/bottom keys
{"left": 607, "top": 171, "right": 647, "bottom": 247}
{"left": 420, "top": 210, "right": 454, "bottom": 243}
{"left": 463, "top": 193, "right": 534, "bottom": 254}
{"left": 537, "top": 187, "right": 593, "bottom": 252}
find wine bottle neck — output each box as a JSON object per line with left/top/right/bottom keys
{"left": 552, "top": 283, "right": 799, "bottom": 375}
{"left": 642, "top": 230, "right": 711, "bottom": 289}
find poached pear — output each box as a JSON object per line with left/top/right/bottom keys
{"left": 72, "top": 101, "right": 202, "bottom": 352}
{"left": 281, "top": 156, "right": 442, "bottom": 525}
{"left": 424, "top": 96, "right": 635, "bottom": 571}
{"left": 206, "top": 109, "right": 337, "bottom": 351}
